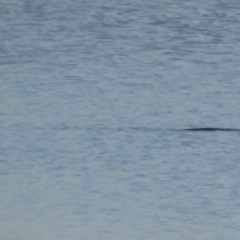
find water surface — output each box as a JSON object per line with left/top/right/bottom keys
{"left": 1, "top": 1, "right": 240, "bottom": 239}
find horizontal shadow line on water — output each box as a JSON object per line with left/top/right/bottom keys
{"left": 175, "top": 128, "right": 240, "bottom": 132}
{"left": 117, "top": 127, "right": 240, "bottom": 132}
{"left": 57, "top": 126, "right": 240, "bottom": 132}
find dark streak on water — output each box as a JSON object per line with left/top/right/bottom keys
{"left": 112, "top": 127, "right": 240, "bottom": 132}
{"left": 179, "top": 128, "right": 240, "bottom": 131}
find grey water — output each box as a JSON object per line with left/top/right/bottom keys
{"left": 1, "top": 0, "right": 240, "bottom": 239}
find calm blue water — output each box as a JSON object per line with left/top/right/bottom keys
{"left": 1, "top": 1, "right": 240, "bottom": 239}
